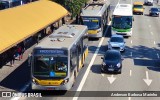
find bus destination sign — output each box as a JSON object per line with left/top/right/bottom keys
{"left": 34, "top": 49, "right": 67, "bottom": 55}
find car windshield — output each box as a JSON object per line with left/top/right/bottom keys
{"left": 134, "top": 5, "right": 143, "bottom": 8}
{"left": 33, "top": 56, "right": 68, "bottom": 78}
{"left": 110, "top": 37, "right": 124, "bottom": 42}
{"left": 82, "top": 17, "right": 101, "bottom": 30}
{"left": 105, "top": 52, "right": 120, "bottom": 61}
{"left": 151, "top": 8, "right": 158, "bottom": 11}
{"left": 0, "top": 1, "right": 9, "bottom": 10}
{"left": 112, "top": 16, "right": 132, "bottom": 29}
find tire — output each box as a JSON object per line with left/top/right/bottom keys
{"left": 141, "top": 13, "right": 143, "bottom": 15}
{"left": 101, "top": 68, "right": 104, "bottom": 73}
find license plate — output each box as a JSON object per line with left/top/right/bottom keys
{"left": 46, "top": 88, "right": 55, "bottom": 90}
{"left": 108, "top": 68, "right": 114, "bottom": 71}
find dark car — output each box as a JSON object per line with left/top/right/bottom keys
{"left": 149, "top": 8, "right": 159, "bottom": 17}
{"left": 101, "top": 50, "right": 123, "bottom": 74}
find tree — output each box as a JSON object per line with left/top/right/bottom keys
{"left": 53, "top": 0, "right": 89, "bottom": 19}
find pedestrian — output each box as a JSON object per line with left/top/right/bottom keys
{"left": 9, "top": 47, "right": 16, "bottom": 67}
{"left": 20, "top": 42, "right": 25, "bottom": 54}
{"left": 17, "top": 45, "right": 23, "bottom": 60}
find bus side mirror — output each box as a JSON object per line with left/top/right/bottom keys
{"left": 28, "top": 54, "right": 32, "bottom": 66}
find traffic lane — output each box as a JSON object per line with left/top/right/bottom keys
{"left": 140, "top": 8, "right": 160, "bottom": 91}
{"left": 130, "top": 1, "right": 160, "bottom": 91}
{"left": 145, "top": 14, "right": 160, "bottom": 47}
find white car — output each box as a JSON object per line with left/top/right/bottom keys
{"left": 108, "top": 34, "right": 125, "bottom": 52}
{"left": 144, "top": 0, "right": 153, "bottom": 6}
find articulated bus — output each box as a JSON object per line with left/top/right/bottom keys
{"left": 111, "top": 4, "right": 133, "bottom": 37}
{"left": 28, "top": 25, "right": 88, "bottom": 90}
{"left": 80, "top": 0, "right": 110, "bottom": 38}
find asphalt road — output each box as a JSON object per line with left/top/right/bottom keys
{"left": 1, "top": 0, "right": 160, "bottom": 100}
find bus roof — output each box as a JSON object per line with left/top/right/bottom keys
{"left": 113, "top": 4, "right": 132, "bottom": 16}
{"left": 81, "top": 1, "right": 109, "bottom": 17}
{"left": 133, "top": 2, "right": 143, "bottom": 5}
{"left": 34, "top": 25, "right": 88, "bottom": 50}
{"left": 0, "top": 1, "right": 68, "bottom": 54}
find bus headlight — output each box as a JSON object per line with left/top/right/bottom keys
{"left": 32, "top": 78, "right": 39, "bottom": 85}
{"left": 97, "top": 29, "right": 102, "bottom": 33}
{"left": 61, "top": 78, "right": 69, "bottom": 85}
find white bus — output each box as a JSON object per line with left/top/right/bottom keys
{"left": 111, "top": 4, "right": 133, "bottom": 37}
{"left": 29, "top": 25, "right": 88, "bottom": 90}
{"left": 80, "top": 0, "right": 110, "bottom": 38}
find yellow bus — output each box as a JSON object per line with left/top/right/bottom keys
{"left": 80, "top": 0, "right": 110, "bottom": 38}
{"left": 28, "top": 25, "right": 88, "bottom": 90}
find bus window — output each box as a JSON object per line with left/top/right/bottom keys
{"left": 112, "top": 16, "right": 132, "bottom": 29}
{"left": 33, "top": 56, "right": 68, "bottom": 78}
{"left": 82, "top": 17, "right": 101, "bottom": 30}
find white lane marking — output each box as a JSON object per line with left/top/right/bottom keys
{"left": 131, "top": 40, "right": 132, "bottom": 44}
{"left": 146, "top": 71, "right": 149, "bottom": 79}
{"left": 11, "top": 81, "right": 31, "bottom": 100}
{"left": 154, "top": 41, "right": 156, "bottom": 45}
{"left": 101, "top": 74, "right": 104, "bottom": 77}
{"left": 157, "top": 53, "right": 159, "bottom": 58}
{"left": 143, "top": 71, "right": 152, "bottom": 86}
{"left": 128, "top": 97, "right": 131, "bottom": 100}
{"left": 150, "top": 32, "right": 153, "bottom": 35}
{"left": 107, "top": 74, "right": 116, "bottom": 84}
{"left": 149, "top": 25, "right": 151, "bottom": 27}
{"left": 72, "top": 21, "right": 111, "bottom": 100}
{"left": 130, "top": 70, "right": 132, "bottom": 76}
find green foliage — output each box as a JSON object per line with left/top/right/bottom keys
{"left": 53, "top": 0, "right": 89, "bottom": 18}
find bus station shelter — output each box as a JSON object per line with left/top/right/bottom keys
{"left": 0, "top": 0, "right": 68, "bottom": 54}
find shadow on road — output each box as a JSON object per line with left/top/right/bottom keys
{"left": 0, "top": 60, "right": 30, "bottom": 92}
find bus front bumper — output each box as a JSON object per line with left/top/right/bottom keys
{"left": 31, "top": 82, "right": 70, "bottom": 90}
{"left": 112, "top": 30, "right": 132, "bottom": 37}
{"left": 88, "top": 30, "right": 103, "bottom": 38}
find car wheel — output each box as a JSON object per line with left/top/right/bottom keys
{"left": 101, "top": 68, "right": 104, "bottom": 73}
{"left": 142, "top": 13, "right": 143, "bottom": 15}
{"left": 118, "top": 68, "right": 122, "bottom": 74}
{"left": 122, "top": 49, "right": 125, "bottom": 53}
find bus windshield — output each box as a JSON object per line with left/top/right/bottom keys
{"left": 0, "top": 1, "right": 9, "bottom": 10}
{"left": 82, "top": 17, "right": 101, "bottom": 30}
{"left": 112, "top": 16, "right": 132, "bottom": 29}
{"left": 133, "top": 5, "right": 143, "bottom": 8}
{"left": 33, "top": 56, "right": 68, "bottom": 78}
